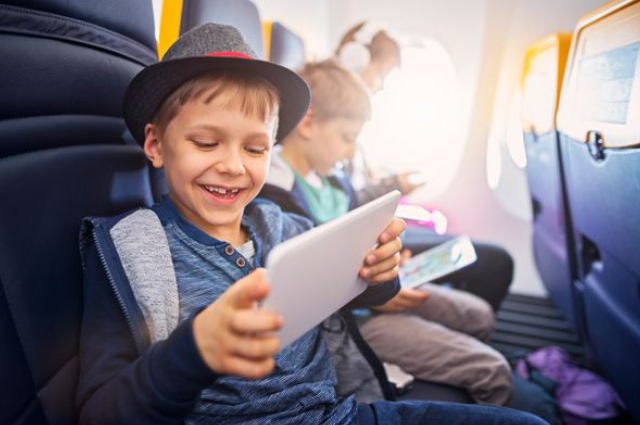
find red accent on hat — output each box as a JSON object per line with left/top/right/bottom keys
{"left": 206, "top": 52, "right": 252, "bottom": 59}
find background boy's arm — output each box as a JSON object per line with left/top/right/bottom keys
{"left": 77, "top": 242, "right": 218, "bottom": 424}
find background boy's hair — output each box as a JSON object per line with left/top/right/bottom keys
{"left": 152, "top": 70, "right": 281, "bottom": 135}
{"left": 298, "top": 59, "right": 371, "bottom": 122}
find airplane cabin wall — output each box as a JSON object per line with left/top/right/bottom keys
{"left": 325, "top": 0, "right": 607, "bottom": 295}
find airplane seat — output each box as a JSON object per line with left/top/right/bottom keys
{"left": 556, "top": 1, "right": 640, "bottom": 421}
{"left": 0, "top": 1, "right": 157, "bottom": 157}
{"left": 180, "top": 0, "right": 264, "bottom": 58}
{"left": 0, "top": 1, "right": 156, "bottom": 423}
{"left": 266, "top": 22, "right": 306, "bottom": 70}
{"left": 520, "top": 34, "right": 580, "bottom": 328}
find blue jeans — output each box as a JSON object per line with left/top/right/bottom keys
{"left": 356, "top": 400, "right": 549, "bottom": 424}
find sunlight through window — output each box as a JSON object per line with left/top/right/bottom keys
{"left": 358, "top": 40, "right": 460, "bottom": 199}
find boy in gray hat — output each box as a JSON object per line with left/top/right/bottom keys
{"left": 76, "top": 23, "right": 546, "bottom": 425}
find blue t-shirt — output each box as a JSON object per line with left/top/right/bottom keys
{"left": 154, "top": 197, "right": 357, "bottom": 425}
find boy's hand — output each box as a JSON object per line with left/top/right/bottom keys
{"left": 372, "top": 288, "right": 429, "bottom": 313}
{"left": 359, "top": 218, "right": 407, "bottom": 284}
{"left": 192, "top": 269, "right": 283, "bottom": 379}
{"left": 399, "top": 249, "right": 412, "bottom": 266}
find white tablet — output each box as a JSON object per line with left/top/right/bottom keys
{"left": 262, "top": 190, "right": 401, "bottom": 349}
{"left": 399, "top": 235, "right": 476, "bottom": 289}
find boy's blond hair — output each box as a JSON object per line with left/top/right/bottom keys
{"left": 152, "top": 70, "right": 281, "bottom": 135}
{"left": 298, "top": 60, "right": 371, "bottom": 122}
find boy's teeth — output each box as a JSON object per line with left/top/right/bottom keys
{"left": 205, "top": 185, "right": 240, "bottom": 195}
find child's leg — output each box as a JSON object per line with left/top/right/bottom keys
{"left": 411, "top": 282, "right": 495, "bottom": 341}
{"left": 356, "top": 400, "right": 548, "bottom": 425}
{"left": 360, "top": 314, "right": 511, "bottom": 405}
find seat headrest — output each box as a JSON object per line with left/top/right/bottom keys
{"left": 269, "top": 22, "right": 305, "bottom": 70}
{"left": 0, "top": 0, "right": 157, "bottom": 55}
{"left": 0, "top": 2, "right": 158, "bottom": 157}
{"left": 180, "top": 0, "right": 264, "bottom": 59}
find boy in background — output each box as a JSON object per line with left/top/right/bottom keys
{"left": 259, "top": 60, "right": 512, "bottom": 406}
{"left": 336, "top": 22, "right": 514, "bottom": 313}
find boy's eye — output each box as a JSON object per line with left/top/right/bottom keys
{"left": 192, "top": 140, "right": 218, "bottom": 149}
{"left": 246, "top": 146, "right": 268, "bottom": 155}
{"left": 342, "top": 135, "right": 356, "bottom": 144}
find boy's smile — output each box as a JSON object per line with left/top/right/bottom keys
{"left": 144, "top": 91, "right": 278, "bottom": 245}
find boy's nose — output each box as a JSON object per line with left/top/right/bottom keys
{"left": 215, "top": 149, "right": 245, "bottom": 175}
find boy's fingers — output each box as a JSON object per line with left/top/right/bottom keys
{"left": 399, "top": 249, "right": 412, "bottom": 266}
{"left": 364, "top": 267, "right": 399, "bottom": 284}
{"left": 226, "top": 268, "right": 270, "bottom": 309}
{"left": 400, "top": 289, "right": 428, "bottom": 302}
{"left": 230, "top": 310, "right": 283, "bottom": 333}
{"left": 366, "top": 238, "right": 403, "bottom": 265}
{"left": 231, "top": 335, "right": 281, "bottom": 360}
{"left": 394, "top": 298, "right": 416, "bottom": 310}
{"left": 362, "top": 253, "right": 400, "bottom": 279}
{"left": 223, "top": 356, "right": 276, "bottom": 380}
{"left": 378, "top": 218, "right": 407, "bottom": 243}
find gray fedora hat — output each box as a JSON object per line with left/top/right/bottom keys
{"left": 123, "top": 23, "right": 310, "bottom": 144}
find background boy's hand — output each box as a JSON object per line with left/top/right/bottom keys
{"left": 372, "top": 288, "right": 429, "bottom": 313}
{"left": 399, "top": 249, "right": 412, "bottom": 266}
{"left": 192, "top": 269, "right": 283, "bottom": 379}
{"left": 396, "top": 171, "right": 430, "bottom": 194}
{"left": 360, "top": 218, "right": 407, "bottom": 284}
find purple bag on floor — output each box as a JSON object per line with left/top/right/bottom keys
{"left": 516, "top": 346, "right": 625, "bottom": 425}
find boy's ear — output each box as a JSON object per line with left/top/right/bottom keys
{"left": 296, "top": 109, "right": 316, "bottom": 140}
{"left": 143, "top": 124, "right": 164, "bottom": 169}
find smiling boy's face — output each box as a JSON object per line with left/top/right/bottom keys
{"left": 144, "top": 90, "right": 278, "bottom": 243}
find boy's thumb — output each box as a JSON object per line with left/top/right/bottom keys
{"left": 228, "top": 268, "right": 270, "bottom": 308}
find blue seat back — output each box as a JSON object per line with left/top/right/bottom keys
{"left": 0, "top": 1, "right": 156, "bottom": 423}
{"left": 180, "top": 0, "right": 264, "bottom": 58}
{"left": 556, "top": 2, "right": 640, "bottom": 420}
{"left": 0, "top": 2, "right": 156, "bottom": 158}
{"left": 520, "top": 34, "right": 579, "bottom": 327}
{"left": 268, "top": 22, "right": 305, "bottom": 70}
{"left": 0, "top": 147, "right": 153, "bottom": 425}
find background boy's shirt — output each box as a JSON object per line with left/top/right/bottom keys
{"left": 77, "top": 197, "right": 398, "bottom": 424}
{"left": 293, "top": 170, "right": 350, "bottom": 224}
{"left": 259, "top": 151, "right": 358, "bottom": 222}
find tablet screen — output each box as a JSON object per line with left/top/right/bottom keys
{"left": 400, "top": 235, "right": 476, "bottom": 289}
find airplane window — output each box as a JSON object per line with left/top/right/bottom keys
{"left": 357, "top": 40, "right": 460, "bottom": 200}
{"left": 486, "top": 92, "right": 527, "bottom": 188}
{"left": 486, "top": 91, "right": 532, "bottom": 221}
{"left": 507, "top": 92, "right": 527, "bottom": 169}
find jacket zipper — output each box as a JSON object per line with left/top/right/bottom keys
{"left": 92, "top": 227, "right": 144, "bottom": 354}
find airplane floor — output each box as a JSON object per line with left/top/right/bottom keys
{"left": 490, "top": 293, "right": 585, "bottom": 364}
